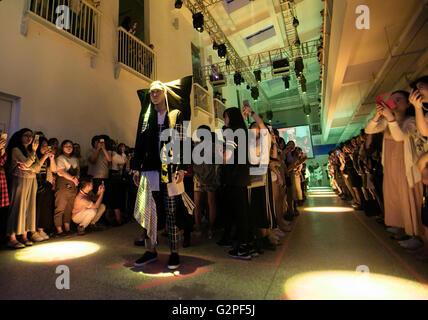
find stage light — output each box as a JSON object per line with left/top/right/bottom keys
{"left": 300, "top": 75, "right": 307, "bottom": 93}
{"left": 234, "top": 72, "right": 243, "bottom": 85}
{"left": 217, "top": 44, "right": 227, "bottom": 59}
{"left": 254, "top": 70, "right": 262, "bottom": 82}
{"left": 294, "top": 37, "right": 301, "bottom": 46}
{"left": 284, "top": 271, "right": 428, "bottom": 300}
{"left": 293, "top": 17, "right": 299, "bottom": 27}
{"left": 251, "top": 87, "right": 259, "bottom": 101}
{"left": 15, "top": 241, "right": 100, "bottom": 263}
{"left": 192, "top": 12, "right": 204, "bottom": 32}
{"left": 303, "top": 206, "right": 354, "bottom": 213}
{"left": 282, "top": 76, "right": 290, "bottom": 90}
{"left": 174, "top": 0, "right": 183, "bottom": 9}
{"left": 295, "top": 57, "right": 304, "bottom": 77}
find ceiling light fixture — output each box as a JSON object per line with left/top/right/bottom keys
{"left": 192, "top": 12, "right": 204, "bottom": 33}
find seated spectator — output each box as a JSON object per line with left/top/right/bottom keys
{"left": 72, "top": 176, "right": 106, "bottom": 235}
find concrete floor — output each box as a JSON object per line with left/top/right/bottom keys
{"left": 2, "top": 188, "right": 428, "bottom": 300}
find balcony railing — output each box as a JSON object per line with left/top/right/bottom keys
{"left": 25, "top": 0, "right": 101, "bottom": 52}
{"left": 213, "top": 98, "right": 226, "bottom": 122}
{"left": 193, "top": 83, "right": 212, "bottom": 114}
{"left": 117, "top": 27, "right": 156, "bottom": 81}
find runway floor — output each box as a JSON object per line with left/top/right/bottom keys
{"left": 2, "top": 187, "right": 428, "bottom": 300}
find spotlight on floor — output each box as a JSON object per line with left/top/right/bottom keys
{"left": 192, "top": 12, "right": 204, "bottom": 32}
{"left": 303, "top": 206, "right": 354, "bottom": 213}
{"left": 15, "top": 241, "right": 100, "bottom": 263}
{"left": 284, "top": 271, "right": 428, "bottom": 300}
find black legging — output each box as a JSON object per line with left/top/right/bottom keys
{"left": 223, "top": 185, "right": 250, "bottom": 249}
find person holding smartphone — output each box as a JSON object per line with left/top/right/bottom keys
{"left": 88, "top": 135, "right": 112, "bottom": 196}
{"left": 0, "top": 133, "right": 9, "bottom": 245}
{"left": 5, "top": 129, "right": 39, "bottom": 248}
{"left": 72, "top": 176, "right": 106, "bottom": 235}
{"left": 32, "top": 137, "right": 57, "bottom": 242}
{"left": 54, "top": 140, "right": 80, "bottom": 236}
{"left": 365, "top": 90, "right": 425, "bottom": 250}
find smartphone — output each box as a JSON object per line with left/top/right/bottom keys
{"left": 34, "top": 134, "right": 39, "bottom": 143}
{"left": 376, "top": 92, "right": 396, "bottom": 109}
{"left": 243, "top": 99, "right": 250, "bottom": 107}
{"left": 100, "top": 139, "right": 105, "bottom": 143}
{"left": 336, "top": 150, "right": 340, "bottom": 156}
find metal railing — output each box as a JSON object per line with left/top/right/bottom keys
{"left": 117, "top": 27, "right": 156, "bottom": 81}
{"left": 193, "top": 83, "right": 212, "bottom": 114}
{"left": 25, "top": 0, "right": 101, "bottom": 51}
{"left": 213, "top": 98, "right": 226, "bottom": 121}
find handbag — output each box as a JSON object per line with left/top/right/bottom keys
{"left": 167, "top": 173, "right": 195, "bottom": 215}
{"left": 422, "top": 185, "right": 428, "bottom": 227}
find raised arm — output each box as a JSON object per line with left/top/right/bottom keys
{"left": 365, "top": 105, "right": 387, "bottom": 134}
{"left": 410, "top": 88, "right": 428, "bottom": 137}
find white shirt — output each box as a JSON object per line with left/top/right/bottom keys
{"left": 56, "top": 155, "right": 79, "bottom": 172}
{"left": 111, "top": 151, "right": 127, "bottom": 171}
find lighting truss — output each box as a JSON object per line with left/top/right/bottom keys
{"left": 278, "top": 0, "right": 314, "bottom": 111}
{"left": 183, "top": 0, "right": 270, "bottom": 103}
{"left": 199, "top": 39, "right": 320, "bottom": 78}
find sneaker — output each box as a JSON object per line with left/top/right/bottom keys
{"left": 168, "top": 253, "right": 180, "bottom": 270}
{"left": 32, "top": 232, "right": 44, "bottom": 242}
{"left": 274, "top": 228, "right": 286, "bottom": 237}
{"left": 228, "top": 246, "right": 252, "bottom": 260}
{"left": 399, "top": 238, "right": 424, "bottom": 250}
{"left": 7, "top": 241, "right": 25, "bottom": 249}
{"left": 23, "top": 240, "right": 34, "bottom": 246}
{"left": 217, "top": 238, "right": 233, "bottom": 248}
{"left": 134, "top": 251, "right": 158, "bottom": 267}
{"left": 39, "top": 231, "right": 49, "bottom": 240}
{"left": 245, "top": 244, "right": 259, "bottom": 257}
{"left": 77, "top": 225, "right": 86, "bottom": 236}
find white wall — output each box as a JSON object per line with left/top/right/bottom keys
{"left": 0, "top": 0, "right": 197, "bottom": 156}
